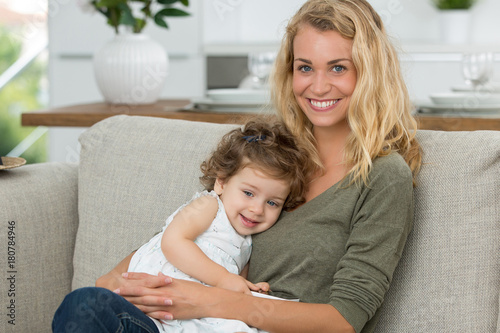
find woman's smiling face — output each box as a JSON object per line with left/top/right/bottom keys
{"left": 292, "top": 24, "right": 357, "bottom": 131}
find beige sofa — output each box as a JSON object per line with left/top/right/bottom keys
{"left": 0, "top": 115, "right": 498, "bottom": 332}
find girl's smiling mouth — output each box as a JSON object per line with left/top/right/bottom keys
{"left": 240, "top": 214, "right": 259, "bottom": 228}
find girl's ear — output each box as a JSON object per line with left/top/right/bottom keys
{"left": 214, "top": 178, "right": 224, "bottom": 195}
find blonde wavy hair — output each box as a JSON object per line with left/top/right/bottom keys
{"left": 271, "top": 0, "right": 422, "bottom": 186}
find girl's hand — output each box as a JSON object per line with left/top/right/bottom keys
{"left": 216, "top": 273, "right": 254, "bottom": 294}
{"left": 252, "top": 281, "right": 270, "bottom": 294}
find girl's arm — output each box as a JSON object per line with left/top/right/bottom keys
{"left": 161, "top": 195, "right": 253, "bottom": 293}
{"left": 116, "top": 275, "right": 355, "bottom": 333}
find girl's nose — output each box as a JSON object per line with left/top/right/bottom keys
{"left": 250, "top": 202, "right": 264, "bottom": 215}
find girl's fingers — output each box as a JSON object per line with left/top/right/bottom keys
{"left": 254, "top": 282, "right": 270, "bottom": 292}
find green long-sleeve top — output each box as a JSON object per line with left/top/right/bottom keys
{"left": 248, "top": 152, "right": 414, "bottom": 333}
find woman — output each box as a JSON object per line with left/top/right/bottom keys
{"left": 53, "top": 0, "right": 422, "bottom": 332}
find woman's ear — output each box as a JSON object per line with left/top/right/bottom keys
{"left": 214, "top": 178, "right": 224, "bottom": 195}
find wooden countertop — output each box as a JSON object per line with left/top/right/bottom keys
{"left": 21, "top": 99, "right": 253, "bottom": 127}
{"left": 21, "top": 99, "right": 500, "bottom": 131}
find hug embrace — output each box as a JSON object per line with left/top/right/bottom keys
{"left": 52, "top": 0, "right": 422, "bottom": 332}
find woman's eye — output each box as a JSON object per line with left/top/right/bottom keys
{"left": 298, "top": 65, "right": 312, "bottom": 72}
{"left": 332, "top": 65, "right": 345, "bottom": 73}
{"left": 243, "top": 191, "right": 253, "bottom": 197}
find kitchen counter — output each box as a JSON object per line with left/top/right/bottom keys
{"left": 21, "top": 100, "right": 500, "bottom": 131}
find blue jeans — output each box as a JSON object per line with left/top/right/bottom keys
{"left": 52, "top": 287, "right": 160, "bottom": 333}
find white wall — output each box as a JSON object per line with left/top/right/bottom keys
{"left": 201, "top": 0, "right": 500, "bottom": 45}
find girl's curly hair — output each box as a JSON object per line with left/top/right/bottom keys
{"left": 200, "top": 117, "right": 310, "bottom": 210}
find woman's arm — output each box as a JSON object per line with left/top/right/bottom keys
{"left": 96, "top": 251, "right": 135, "bottom": 290}
{"left": 162, "top": 195, "right": 254, "bottom": 293}
{"left": 116, "top": 276, "right": 354, "bottom": 333}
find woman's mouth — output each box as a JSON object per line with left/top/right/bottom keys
{"left": 309, "top": 98, "right": 340, "bottom": 110}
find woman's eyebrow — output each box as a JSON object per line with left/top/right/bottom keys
{"left": 294, "top": 58, "right": 312, "bottom": 64}
{"left": 327, "top": 58, "right": 351, "bottom": 65}
{"left": 294, "top": 58, "right": 351, "bottom": 65}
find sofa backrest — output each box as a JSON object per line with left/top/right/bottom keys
{"left": 376, "top": 129, "right": 499, "bottom": 332}
{"left": 74, "top": 115, "right": 499, "bottom": 332}
{"left": 73, "top": 115, "right": 238, "bottom": 289}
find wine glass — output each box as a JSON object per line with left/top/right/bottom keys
{"left": 247, "top": 52, "right": 276, "bottom": 89}
{"left": 462, "top": 52, "right": 494, "bottom": 91}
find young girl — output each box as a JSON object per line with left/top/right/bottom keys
{"left": 126, "top": 118, "right": 309, "bottom": 332}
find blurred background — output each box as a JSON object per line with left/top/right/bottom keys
{"left": 1, "top": 0, "right": 500, "bottom": 163}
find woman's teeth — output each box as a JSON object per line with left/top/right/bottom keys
{"left": 310, "top": 99, "right": 339, "bottom": 108}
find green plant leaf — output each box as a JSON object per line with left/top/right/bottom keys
{"left": 95, "top": 0, "right": 126, "bottom": 7}
{"left": 156, "top": 8, "right": 190, "bottom": 17}
{"left": 154, "top": 14, "right": 169, "bottom": 29}
{"left": 118, "top": 3, "right": 135, "bottom": 26}
{"left": 134, "top": 18, "right": 147, "bottom": 33}
{"left": 92, "top": 0, "right": 190, "bottom": 32}
{"left": 432, "top": 0, "right": 476, "bottom": 10}
{"left": 157, "top": 0, "right": 180, "bottom": 5}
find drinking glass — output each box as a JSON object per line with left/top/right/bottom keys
{"left": 247, "top": 52, "right": 276, "bottom": 89}
{"left": 462, "top": 52, "right": 494, "bottom": 91}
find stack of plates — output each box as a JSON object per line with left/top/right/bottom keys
{"left": 451, "top": 82, "right": 500, "bottom": 93}
{"left": 191, "top": 89, "right": 270, "bottom": 113}
{"left": 418, "top": 89, "right": 500, "bottom": 113}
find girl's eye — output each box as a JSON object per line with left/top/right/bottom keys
{"left": 267, "top": 200, "right": 279, "bottom": 207}
{"left": 297, "top": 65, "right": 312, "bottom": 72}
{"left": 243, "top": 191, "right": 253, "bottom": 197}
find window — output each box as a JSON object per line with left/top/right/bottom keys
{"left": 0, "top": 0, "right": 48, "bottom": 164}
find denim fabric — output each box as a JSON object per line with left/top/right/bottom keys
{"left": 52, "top": 287, "right": 159, "bottom": 333}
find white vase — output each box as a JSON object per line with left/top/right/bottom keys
{"left": 93, "top": 33, "right": 169, "bottom": 105}
{"left": 439, "top": 10, "right": 471, "bottom": 45}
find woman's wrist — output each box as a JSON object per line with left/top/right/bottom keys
{"left": 95, "top": 270, "right": 121, "bottom": 291}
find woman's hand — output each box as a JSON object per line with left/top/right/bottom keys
{"left": 116, "top": 272, "right": 224, "bottom": 321}
{"left": 116, "top": 272, "right": 355, "bottom": 333}
{"left": 113, "top": 272, "right": 175, "bottom": 319}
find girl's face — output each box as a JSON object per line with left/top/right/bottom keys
{"left": 292, "top": 24, "right": 357, "bottom": 132}
{"left": 214, "top": 166, "right": 290, "bottom": 236}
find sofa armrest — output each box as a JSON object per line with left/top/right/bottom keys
{"left": 0, "top": 162, "right": 79, "bottom": 333}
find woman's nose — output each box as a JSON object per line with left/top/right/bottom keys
{"left": 310, "top": 72, "right": 331, "bottom": 96}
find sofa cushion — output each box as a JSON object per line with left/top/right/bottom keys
{"left": 376, "top": 130, "right": 500, "bottom": 332}
{"left": 73, "top": 115, "right": 238, "bottom": 289}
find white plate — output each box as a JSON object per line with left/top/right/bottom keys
{"left": 452, "top": 82, "right": 500, "bottom": 93}
{"left": 207, "top": 89, "right": 270, "bottom": 104}
{"left": 429, "top": 92, "right": 500, "bottom": 106}
{"left": 417, "top": 102, "right": 500, "bottom": 113}
{"left": 190, "top": 98, "right": 270, "bottom": 113}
